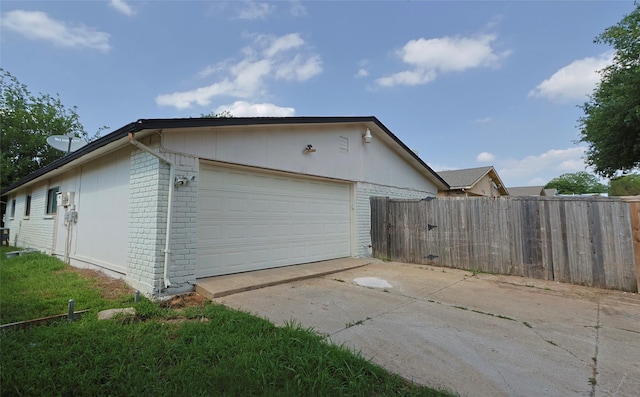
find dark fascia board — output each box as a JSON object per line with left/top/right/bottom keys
{"left": 366, "top": 118, "right": 449, "bottom": 189}
{"left": 0, "top": 121, "right": 138, "bottom": 195}
{"left": 1, "top": 116, "right": 449, "bottom": 195}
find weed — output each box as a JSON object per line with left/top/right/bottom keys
{"left": 333, "top": 278, "right": 345, "bottom": 283}
{"left": 345, "top": 317, "right": 371, "bottom": 328}
{"left": 545, "top": 339, "right": 558, "bottom": 346}
{"left": 523, "top": 321, "right": 533, "bottom": 328}
{"left": 467, "top": 308, "right": 515, "bottom": 321}
{"left": 588, "top": 377, "right": 597, "bottom": 385}
{"left": 453, "top": 306, "right": 468, "bottom": 310}
{"left": 467, "top": 268, "right": 495, "bottom": 276}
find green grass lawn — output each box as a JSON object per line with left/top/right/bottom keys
{"left": 0, "top": 246, "right": 455, "bottom": 396}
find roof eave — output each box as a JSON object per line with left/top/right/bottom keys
{"left": 1, "top": 116, "right": 450, "bottom": 195}
{"left": 0, "top": 122, "right": 139, "bottom": 196}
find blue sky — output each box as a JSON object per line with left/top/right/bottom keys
{"left": 1, "top": 1, "right": 634, "bottom": 187}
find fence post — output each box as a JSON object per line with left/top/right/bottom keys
{"left": 67, "top": 299, "right": 75, "bottom": 322}
{"left": 622, "top": 197, "right": 640, "bottom": 292}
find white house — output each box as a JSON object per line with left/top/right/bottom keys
{"left": 1, "top": 117, "right": 448, "bottom": 296}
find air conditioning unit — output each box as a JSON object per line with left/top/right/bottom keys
{"left": 57, "top": 192, "right": 75, "bottom": 207}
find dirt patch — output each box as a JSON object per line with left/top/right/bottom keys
{"left": 60, "top": 266, "right": 135, "bottom": 300}
{"left": 161, "top": 293, "right": 209, "bottom": 309}
{"left": 62, "top": 266, "right": 210, "bottom": 306}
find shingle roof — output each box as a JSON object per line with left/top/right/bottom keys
{"left": 437, "top": 166, "right": 494, "bottom": 189}
{"left": 508, "top": 186, "right": 546, "bottom": 196}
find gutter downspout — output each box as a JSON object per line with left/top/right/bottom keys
{"left": 128, "top": 132, "right": 174, "bottom": 290}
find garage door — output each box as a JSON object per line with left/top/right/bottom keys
{"left": 197, "top": 163, "right": 352, "bottom": 278}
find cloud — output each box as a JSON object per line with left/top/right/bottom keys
{"left": 109, "top": 0, "right": 136, "bottom": 17}
{"left": 474, "top": 117, "right": 492, "bottom": 124}
{"left": 156, "top": 33, "right": 321, "bottom": 109}
{"left": 355, "top": 59, "right": 370, "bottom": 78}
{"left": 157, "top": 60, "right": 271, "bottom": 109}
{"left": 289, "top": 1, "right": 307, "bottom": 17}
{"left": 476, "top": 152, "right": 495, "bottom": 162}
{"left": 528, "top": 52, "right": 613, "bottom": 103}
{"left": 275, "top": 54, "right": 322, "bottom": 81}
{"left": 238, "top": 2, "right": 275, "bottom": 20}
{"left": 0, "top": 10, "right": 110, "bottom": 51}
{"left": 263, "top": 33, "right": 304, "bottom": 57}
{"left": 214, "top": 101, "right": 295, "bottom": 117}
{"left": 498, "top": 147, "right": 588, "bottom": 185}
{"left": 377, "top": 34, "right": 509, "bottom": 87}
{"left": 377, "top": 70, "right": 437, "bottom": 87}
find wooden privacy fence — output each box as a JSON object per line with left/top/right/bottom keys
{"left": 371, "top": 196, "right": 639, "bottom": 292}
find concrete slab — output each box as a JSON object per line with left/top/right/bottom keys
{"left": 196, "top": 258, "right": 374, "bottom": 299}
{"left": 97, "top": 307, "right": 135, "bottom": 320}
{"left": 211, "top": 260, "right": 640, "bottom": 397}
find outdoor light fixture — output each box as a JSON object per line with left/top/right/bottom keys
{"left": 174, "top": 175, "right": 195, "bottom": 186}
{"left": 303, "top": 144, "right": 316, "bottom": 153}
{"left": 363, "top": 128, "right": 372, "bottom": 144}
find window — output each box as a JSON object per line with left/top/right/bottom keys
{"left": 25, "top": 195, "right": 31, "bottom": 217}
{"left": 47, "top": 187, "right": 60, "bottom": 214}
{"left": 10, "top": 199, "right": 16, "bottom": 218}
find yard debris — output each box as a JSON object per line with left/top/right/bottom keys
{"left": 97, "top": 307, "right": 135, "bottom": 320}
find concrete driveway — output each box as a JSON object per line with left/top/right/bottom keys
{"left": 202, "top": 260, "right": 640, "bottom": 397}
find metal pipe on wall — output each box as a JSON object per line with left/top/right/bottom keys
{"left": 128, "top": 133, "right": 174, "bottom": 290}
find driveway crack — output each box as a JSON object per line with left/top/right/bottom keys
{"left": 589, "top": 297, "right": 601, "bottom": 397}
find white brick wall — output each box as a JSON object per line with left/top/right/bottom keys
{"left": 163, "top": 151, "right": 198, "bottom": 292}
{"left": 127, "top": 136, "right": 167, "bottom": 295}
{"left": 355, "top": 182, "right": 435, "bottom": 257}
{"left": 126, "top": 136, "right": 199, "bottom": 296}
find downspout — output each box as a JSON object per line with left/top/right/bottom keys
{"left": 128, "top": 132, "right": 174, "bottom": 290}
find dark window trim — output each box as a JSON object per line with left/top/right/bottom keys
{"left": 46, "top": 186, "right": 60, "bottom": 215}
{"left": 25, "top": 195, "right": 32, "bottom": 217}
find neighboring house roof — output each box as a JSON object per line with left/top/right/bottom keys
{"left": 437, "top": 166, "right": 509, "bottom": 196}
{"left": 508, "top": 186, "right": 546, "bottom": 196}
{"left": 544, "top": 188, "right": 558, "bottom": 197}
{"left": 1, "top": 116, "right": 449, "bottom": 196}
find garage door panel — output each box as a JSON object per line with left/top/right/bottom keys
{"left": 197, "top": 164, "right": 351, "bottom": 278}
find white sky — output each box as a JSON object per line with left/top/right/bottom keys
{"left": 1, "top": 1, "right": 634, "bottom": 186}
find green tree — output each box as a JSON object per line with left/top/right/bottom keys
{"left": 609, "top": 174, "right": 640, "bottom": 196}
{"left": 1, "top": 69, "right": 91, "bottom": 190}
{"left": 578, "top": 3, "right": 640, "bottom": 178}
{"left": 200, "top": 110, "right": 234, "bottom": 118}
{"left": 544, "top": 171, "right": 608, "bottom": 195}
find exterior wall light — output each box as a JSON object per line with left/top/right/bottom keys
{"left": 174, "top": 175, "right": 195, "bottom": 187}
{"left": 363, "top": 128, "right": 372, "bottom": 144}
{"left": 303, "top": 144, "right": 316, "bottom": 153}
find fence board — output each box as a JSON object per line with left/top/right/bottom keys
{"left": 370, "top": 197, "right": 389, "bottom": 259}
{"left": 371, "top": 196, "right": 638, "bottom": 292}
